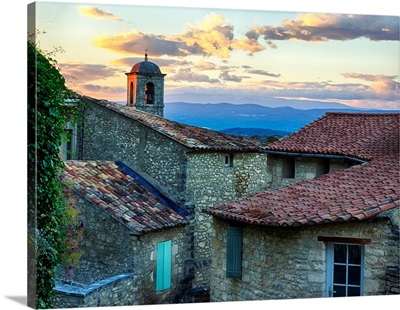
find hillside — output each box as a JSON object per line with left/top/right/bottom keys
{"left": 219, "top": 128, "right": 291, "bottom": 139}
{"left": 164, "top": 102, "right": 396, "bottom": 133}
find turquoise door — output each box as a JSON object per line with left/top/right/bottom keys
{"left": 156, "top": 240, "right": 172, "bottom": 291}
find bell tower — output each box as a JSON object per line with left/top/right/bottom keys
{"left": 125, "top": 51, "right": 166, "bottom": 117}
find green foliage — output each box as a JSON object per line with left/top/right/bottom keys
{"left": 249, "top": 134, "right": 281, "bottom": 144}
{"left": 59, "top": 179, "right": 84, "bottom": 280}
{"left": 27, "top": 41, "right": 82, "bottom": 309}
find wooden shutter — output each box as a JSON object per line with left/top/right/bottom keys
{"left": 226, "top": 226, "right": 243, "bottom": 279}
{"left": 156, "top": 240, "right": 172, "bottom": 291}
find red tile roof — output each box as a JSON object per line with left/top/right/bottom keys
{"left": 82, "top": 96, "right": 264, "bottom": 152}
{"left": 205, "top": 157, "right": 399, "bottom": 227}
{"left": 206, "top": 112, "right": 400, "bottom": 227}
{"left": 63, "top": 161, "right": 188, "bottom": 234}
{"left": 265, "top": 112, "right": 400, "bottom": 161}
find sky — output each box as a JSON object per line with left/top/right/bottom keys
{"left": 30, "top": 0, "right": 400, "bottom": 110}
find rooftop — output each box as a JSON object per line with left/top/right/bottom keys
{"left": 62, "top": 160, "right": 188, "bottom": 234}
{"left": 205, "top": 157, "right": 399, "bottom": 227}
{"left": 81, "top": 96, "right": 264, "bottom": 152}
{"left": 265, "top": 112, "right": 400, "bottom": 161}
{"left": 205, "top": 112, "right": 400, "bottom": 227}
{"left": 128, "top": 53, "right": 163, "bottom": 75}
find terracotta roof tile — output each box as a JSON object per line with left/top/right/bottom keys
{"left": 206, "top": 112, "right": 400, "bottom": 227}
{"left": 62, "top": 161, "right": 188, "bottom": 234}
{"left": 82, "top": 96, "right": 263, "bottom": 152}
{"left": 266, "top": 112, "right": 400, "bottom": 161}
{"left": 205, "top": 157, "right": 399, "bottom": 227}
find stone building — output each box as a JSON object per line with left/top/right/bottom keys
{"left": 73, "top": 95, "right": 267, "bottom": 289}
{"left": 53, "top": 160, "right": 193, "bottom": 307}
{"left": 205, "top": 112, "right": 400, "bottom": 301}
{"left": 55, "top": 54, "right": 271, "bottom": 306}
{"left": 56, "top": 54, "right": 399, "bottom": 307}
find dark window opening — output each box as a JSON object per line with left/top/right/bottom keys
{"left": 316, "top": 159, "right": 330, "bottom": 177}
{"left": 225, "top": 154, "right": 234, "bottom": 167}
{"left": 145, "top": 82, "right": 155, "bottom": 104}
{"left": 282, "top": 156, "right": 295, "bottom": 178}
{"left": 129, "top": 82, "right": 134, "bottom": 104}
{"left": 66, "top": 129, "right": 73, "bottom": 160}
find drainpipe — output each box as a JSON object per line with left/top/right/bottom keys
{"left": 262, "top": 150, "right": 367, "bottom": 164}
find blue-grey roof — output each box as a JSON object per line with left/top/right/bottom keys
{"left": 130, "top": 60, "right": 161, "bottom": 74}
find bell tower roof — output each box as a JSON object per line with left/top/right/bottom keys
{"left": 130, "top": 52, "right": 162, "bottom": 74}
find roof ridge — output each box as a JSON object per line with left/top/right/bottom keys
{"left": 81, "top": 96, "right": 264, "bottom": 152}
{"left": 325, "top": 111, "right": 400, "bottom": 116}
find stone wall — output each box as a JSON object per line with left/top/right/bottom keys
{"left": 209, "top": 207, "right": 399, "bottom": 302}
{"left": 78, "top": 100, "right": 272, "bottom": 290}
{"left": 186, "top": 152, "right": 269, "bottom": 286}
{"left": 187, "top": 152, "right": 269, "bottom": 206}
{"left": 132, "top": 75, "right": 165, "bottom": 117}
{"left": 53, "top": 273, "right": 136, "bottom": 308}
{"left": 134, "top": 228, "right": 193, "bottom": 304}
{"left": 56, "top": 194, "right": 193, "bottom": 306}
{"left": 386, "top": 267, "right": 399, "bottom": 294}
{"left": 78, "top": 101, "right": 189, "bottom": 205}
{"left": 268, "top": 155, "right": 349, "bottom": 189}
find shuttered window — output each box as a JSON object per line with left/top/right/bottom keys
{"left": 226, "top": 225, "right": 243, "bottom": 279}
{"left": 156, "top": 240, "right": 172, "bottom": 291}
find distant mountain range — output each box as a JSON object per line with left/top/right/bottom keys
{"left": 219, "top": 127, "right": 291, "bottom": 139}
{"left": 165, "top": 94, "right": 358, "bottom": 110}
{"left": 164, "top": 102, "right": 398, "bottom": 133}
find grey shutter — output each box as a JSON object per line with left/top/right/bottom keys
{"left": 226, "top": 225, "right": 243, "bottom": 279}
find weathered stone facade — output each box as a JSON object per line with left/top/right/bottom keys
{"left": 267, "top": 155, "right": 351, "bottom": 190}
{"left": 209, "top": 207, "right": 399, "bottom": 302}
{"left": 55, "top": 194, "right": 192, "bottom": 305}
{"left": 126, "top": 74, "right": 165, "bottom": 117}
{"left": 77, "top": 99, "right": 271, "bottom": 289}
{"left": 186, "top": 152, "right": 269, "bottom": 285}
{"left": 78, "top": 101, "right": 189, "bottom": 205}
{"left": 70, "top": 99, "right": 399, "bottom": 306}
{"left": 125, "top": 55, "right": 166, "bottom": 117}
{"left": 386, "top": 266, "right": 400, "bottom": 294}
{"left": 53, "top": 273, "right": 135, "bottom": 308}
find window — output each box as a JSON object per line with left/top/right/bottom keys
{"left": 225, "top": 154, "right": 234, "bottom": 167}
{"left": 316, "top": 158, "right": 330, "bottom": 177}
{"left": 129, "top": 82, "right": 134, "bottom": 104}
{"left": 326, "top": 242, "right": 364, "bottom": 297}
{"left": 66, "top": 129, "right": 73, "bottom": 160}
{"left": 145, "top": 82, "right": 155, "bottom": 104}
{"left": 61, "top": 124, "right": 77, "bottom": 160}
{"left": 282, "top": 156, "right": 295, "bottom": 178}
{"left": 226, "top": 225, "right": 242, "bottom": 279}
{"left": 156, "top": 240, "right": 172, "bottom": 291}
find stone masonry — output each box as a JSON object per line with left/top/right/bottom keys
{"left": 77, "top": 99, "right": 271, "bottom": 289}
{"left": 209, "top": 207, "right": 399, "bottom": 302}
{"left": 55, "top": 194, "right": 191, "bottom": 305}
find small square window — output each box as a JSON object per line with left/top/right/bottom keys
{"left": 316, "top": 158, "right": 330, "bottom": 177}
{"left": 282, "top": 156, "right": 295, "bottom": 178}
{"left": 225, "top": 154, "right": 234, "bottom": 167}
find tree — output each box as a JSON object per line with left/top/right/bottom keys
{"left": 27, "top": 40, "right": 80, "bottom": 309}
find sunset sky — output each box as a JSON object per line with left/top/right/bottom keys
{"left": 31, "top": 0, "right": 399, "bottom": 110}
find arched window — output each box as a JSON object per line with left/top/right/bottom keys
{"left": 129, "top": 82, "right": 134, "bottom": 104}
{"left": 145, "top": 82, "right": 155, "bottom": 104}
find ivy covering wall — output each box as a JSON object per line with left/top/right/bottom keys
{"left": 27, "top": 41, "right": 82, "bottom": 309}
